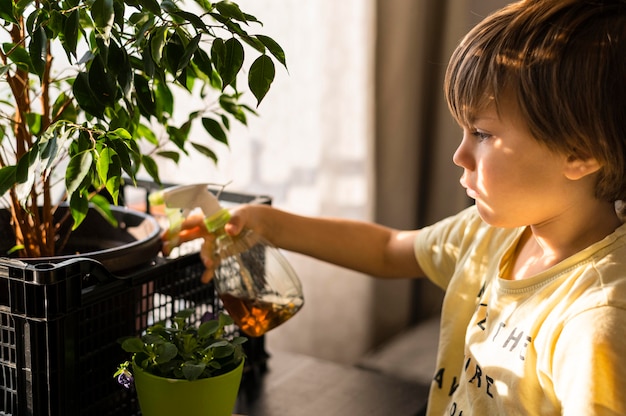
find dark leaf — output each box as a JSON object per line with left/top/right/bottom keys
{"left": 91, "top": 0, "right": 114, "bottom": 35}
{"left": 0, "top": 0, "right": 16, "bottom": 24}
{"left": 134, "top": 74, "right": 156, "bottom": 117}
{"left": 178, "top": 34, "right": 201, "bottom": 76}
{"left": 256, "top": 34, "right": 287, "bottom": 68}
{"left": 201, "top": 117, "right": 227, "bottom": 145}
{"left": 182, "top": 362, "right": 205, "bottom": 381}
{"left": 136, "top": 0, "right": 161, "bottom": 16}
{"left": 192, "top": 48, "right": 213, "bottom": 78}
{"left": 214, "top": 1, "right": 247, "bottom": 22}
{"left": 249, "top": 54, "right": 275, "bottom": 106}
{"left": 0, "top": 165, "right": 16, "bottom": 195}
{"left": 164, "top": 33, "right": 185, "bottom": 75}
{"left": 190, "top": 142, "right": 218, "bottom": 163}
{"left": 73, "top": 72, "right": 104, "bottom": 118}
{"left": 155, "top": 150, "right": 180, "bottom": 163}
{"left": 171, "top": 9, "right": 207, "bottom": 31}
{"left": 61, "top": 9, "right": 80, "bottom": 59}
{"left": 29, "top": 26, "right": 47, "bottom": 77}
{"left": 141, "top": 154, "right": 160, "bottom": 183}
{"left": 219, "top": 38, "right": 244, "bottom": 89}
{"left": 88, "top": 54, "right": 117, "bottom": 106}
{"left": 121, "top": 337, "right": 145, "bottom": 353}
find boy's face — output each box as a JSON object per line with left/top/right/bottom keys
{"left": 452, "top": 101, "right": 578, "bottom": 228}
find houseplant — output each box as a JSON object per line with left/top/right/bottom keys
{"left": 0, "top": 0, "right": 286, "bottom": 258}
{"left": 115, "top": 308, "right": 247, "bottom": 416}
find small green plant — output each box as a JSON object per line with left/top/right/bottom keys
{"left": 115, "top": 309, "right": 246, "bottom": 385}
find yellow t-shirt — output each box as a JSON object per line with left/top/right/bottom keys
{"left": 415, "top": 205, "right": 626, "bottom": 415}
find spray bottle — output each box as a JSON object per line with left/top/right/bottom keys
{"left": 149, "top": 184, "right": 304, "bottom": 337}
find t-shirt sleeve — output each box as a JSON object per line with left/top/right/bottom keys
{"left": 553, "top": 306, "right": 626, "bottom": 415}
{"left": 413, "top": 205, "right": 485, "bottom": 289}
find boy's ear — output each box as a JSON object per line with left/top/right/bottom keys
{"left": 563, "top": 155, "right": 602, "bottom": 180}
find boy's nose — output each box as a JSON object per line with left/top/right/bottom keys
{"left": 453, "top": 133, "right": 474, "bottom": 170}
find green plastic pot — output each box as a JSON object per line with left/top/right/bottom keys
{"left": 132, "top": 359, "right": 244, "bottom": 416}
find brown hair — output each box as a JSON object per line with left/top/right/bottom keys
{"left": 444, "top": 0, "right": 626, "bottom": 202}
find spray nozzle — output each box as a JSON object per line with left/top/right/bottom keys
{"left": 149, "top": 183, "right": 226, "bottom": 251}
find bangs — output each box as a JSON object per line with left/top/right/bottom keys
{"left": 444, "top": 8, "right": 519, "bottom": 128}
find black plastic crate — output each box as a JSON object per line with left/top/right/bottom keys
{"left": 0, "top": 189, "right": 271, "bottom": 416}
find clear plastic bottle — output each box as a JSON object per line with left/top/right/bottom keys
{"left": 205, "top": 209, "right": 304, "bottom": 337}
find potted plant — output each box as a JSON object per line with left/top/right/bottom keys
{"left": 115, "top": 308, "right": 248, "bottom": 416}
{"left": 0, "top": 0, "right": 285, "bottom": 259}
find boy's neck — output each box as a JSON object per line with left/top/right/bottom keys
{"left": 506, "top": 201, "right": 622, "bottom": 280}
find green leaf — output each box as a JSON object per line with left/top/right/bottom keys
{"left": 150, "top": 26, "right": 168, "bottom": 64}
{"left": 219, "top": 38, "right": 244, "bottom": 89}
{"left": 155, "top": 150, "right": 180, "bottom": 163}
{"left": 212, "top": 344, "right": 235, "bottom": 358}
{"left": 29, "top": 26, "right": 47, "bottom": 77}
{"left": 201, "top": 117, "right": 227, "bottom": 145}
{"left": 160, "top": 0, "right": 178, "bottom": 14}
{"left": 121, "top": 337, "right": 146, "bottom": 353}
{"left": 136, "top": 123, "right": 159, "bottom": 145}
{"left": 182, "top": 362, "right": 205, "bottom": 381}
{"left": 219, "top": 94, "right": 248, "bottom": 124}
{"left": 108, "top": 40, "right": 132, "bottom": 96}
{"left": 214, "top": 1, "right": 247, "bottom": 22}
{"left": 192, "top": 48, "right": 213, "bottom": 78}
{"left": 3, "top": 43, "right": 33, "bottom": 72}
{"left": 0, "top": 0, "right": 17, "bottom": 24}
{"left": 178, "top": 34, "right": 201, "bottom": 76}
{"left": 190, "top": 142, "right": 217, "bottom": 163}
{"left": 164, "top": 33, "right": 185, "bottom": 76}
{"left": 141, "top": 154, "right": 160, "bottom": 183}
{"left": 25, "top": 113, "right": 42, "bottom": 136}
{"left": 91, "top": 0, "right": 114, "bottom": 36}
{"left": 155, "top": 342, "right": 178, "bottom": 363}
{"left": 15, "top": 149, "right": 37, "bottom": 203}
{"left": 256, "top": 34, "right": 287, "bottom": 68}
{"left": 73, "top": 72, "right": 104, "bottom": 117}
{"left": 65, "top": 151, "right": 93, "bottom": 196}
{"left": 61, "top": 9, "right": 80, "bottom": 59}
{"left": 69, "top": 190, "right": 89, "bottom": 230}
{"left": 88, "top": 55, "right": 117, "bottom": 106}
{"left": 134, "top": 74, "right": 156, "bottom": 117}
{"left": 0, "top": 165, "right": 16, "bottom": 196}
{"left": 97, "top": 146, "right": 114, "bottom": 184}
{"left": 90, "top": 193, "right": 119, "bottom": 226}
{"left": 249, "top": 54, "right": 275, "bottom": 106}
{"left": 198, "top": 320, "right": 219, "bottom": 338}
{"left": 137, "top": 0, "right": 161, "bottom": 16}
{"left": 154, "top": 80, "right": 174, "bottom": 118}
{"left": 171, "top": 9, "right": 207, "bottom": 31}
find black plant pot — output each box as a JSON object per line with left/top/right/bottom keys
{"left": 0, "top": 205, "right": 162, "bottom": 274}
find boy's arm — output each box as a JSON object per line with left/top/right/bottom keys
{"left": 165, "top": 204, "right": 426, "bottom": 281}
{"left": 226, "top": 204, "right": 425, "bottom": 279}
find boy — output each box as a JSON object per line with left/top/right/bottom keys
{"left": 167, "top": 0, "right": 626, "bottom": 414}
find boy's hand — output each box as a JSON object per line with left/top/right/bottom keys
{"left": 160, "top": 213, "right": 217, "bottom": 283}
{"left": 160, "top": 207, "right": 250, "bottom": 284}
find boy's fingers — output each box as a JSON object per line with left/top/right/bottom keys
{"left": 201, "top": 269, "right": 214, "bottom": 284}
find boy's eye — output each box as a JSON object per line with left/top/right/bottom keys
{"left": 471, "top": 131, "right": 491, "bottom": 141}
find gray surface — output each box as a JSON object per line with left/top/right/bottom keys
{"left": 357, "top": 316, "right": 440, "bottom": 385}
